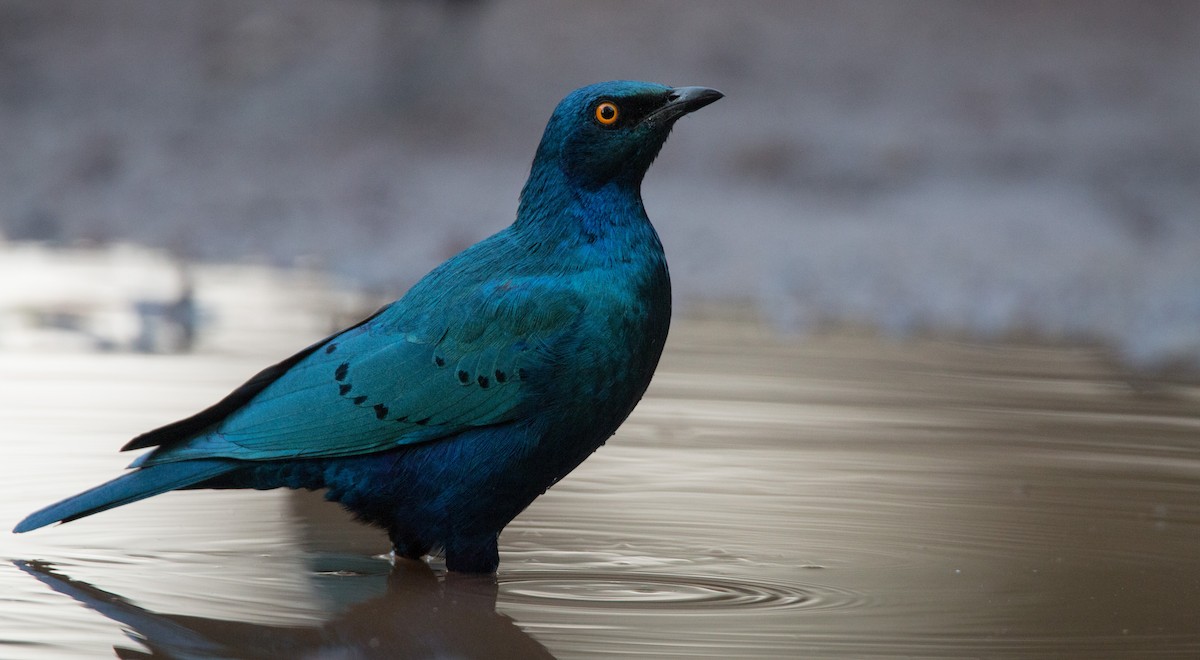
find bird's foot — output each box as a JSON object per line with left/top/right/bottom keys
{"left": 444, "top": 537, "right": 499, "bottom": 574}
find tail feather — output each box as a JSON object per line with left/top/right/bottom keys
{"left": 13, "top": 459, "right": 238, "bottom": 533}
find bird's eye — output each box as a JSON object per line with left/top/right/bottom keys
{"left": 594, "top": 101, "right": 619, "bottom": 126}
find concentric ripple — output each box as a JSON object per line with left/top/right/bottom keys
{"left": 498, "top": 571, "right": 868, "bottom": 613}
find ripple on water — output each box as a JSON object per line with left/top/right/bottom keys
{"left": 498, "top": 571, "right": 869, "bottom": 614}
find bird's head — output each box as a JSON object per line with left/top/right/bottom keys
{"left": 530, "top": 80, "right": 723, "bottom": 192}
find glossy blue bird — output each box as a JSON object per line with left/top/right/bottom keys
{"left": 14, "top": 80, "right": 722, "bottom": 572}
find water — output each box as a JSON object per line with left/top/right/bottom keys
{"left": 2, "top": 315, "right": 1199, "bottom": 658}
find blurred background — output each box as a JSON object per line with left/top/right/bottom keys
{"left": 4, "top": 4, "right": 1200, "bottom": 658}
{"left": 1, "top": 0, "right": 1198, "bottom": 371}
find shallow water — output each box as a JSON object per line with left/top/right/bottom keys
{"left": 2, "top": 316, "right": 1199, "bottom": 658}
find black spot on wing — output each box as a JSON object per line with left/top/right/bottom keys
{"left": 334, "top": 362, "right": 350, "bottom": 381}
{"left": 434, "top": 355, "right": 445, "bottom": 367}
{"left": 325, "top": 343, "right": 338, "bottom": 354}
{"left": 494, "top": 370, "right": 507, "bottom": 383}
{"left": 477, "top": 375, "right": 490, "bottom": 388}
{"left": 373, "top": 403, "right": 389, "bottom": 420}
{"left": 457, "top": 370, "right": 470, "bottom": 384}
{"left": 339, "top": 383, "right": 352, "bottom": 395}
{"left": 353, "top": 395, "right": 368, "bottom": 406}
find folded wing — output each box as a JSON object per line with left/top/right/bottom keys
{"left": 131, "top": 277, "right": 584, "bottom": 465}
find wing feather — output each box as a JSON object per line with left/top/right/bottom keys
{"left": 137, "top": 277, "right": 584, "bottom": 464}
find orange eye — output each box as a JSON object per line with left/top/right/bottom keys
{"left": 594, "top": 101, "right": 619, "bottom": 125}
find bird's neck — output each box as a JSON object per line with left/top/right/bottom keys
{"left": 514, "top": 160, "right": 652, "bottom": 248}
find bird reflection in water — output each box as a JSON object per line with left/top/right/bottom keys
{"left": 15, "top": 559, "right": 555, "bottom": 659}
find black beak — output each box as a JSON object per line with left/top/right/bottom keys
{"left": 649, "top": 86, "right": 724, "bottom": 125}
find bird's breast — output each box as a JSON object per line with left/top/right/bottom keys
{"left": 542, "top": 258, "right": 670, "bottom": 431}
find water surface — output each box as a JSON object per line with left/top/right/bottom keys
{"left": 2, "top": 316, "right": 1199, "bottom": 658}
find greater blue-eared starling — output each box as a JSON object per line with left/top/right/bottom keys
{"left": 15, "top": 81, "right": 722, "bottom": 573}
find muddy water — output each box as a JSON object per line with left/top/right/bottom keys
{"left": 2, "top": 316, "right": 1199, "bottom": 658}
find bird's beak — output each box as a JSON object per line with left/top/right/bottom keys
{"left": 648, "top": 86, "right": 724, "bottom": 125}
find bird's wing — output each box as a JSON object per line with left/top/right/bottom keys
{"left": 135, "top": 277, "right": 585, "bottom": 464}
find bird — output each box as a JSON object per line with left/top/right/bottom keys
{"left": 13, "top": 80, "right": 722, "bottom": 573}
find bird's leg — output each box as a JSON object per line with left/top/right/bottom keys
{"left": 444, "top": 534, "right": 500, "bottom": 574}
{"left": 389, "top": 528, "right": 431, "bottom": 562}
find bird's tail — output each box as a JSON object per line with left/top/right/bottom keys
{"left": 12, "top": 459, "right": 238, "bottom": 533}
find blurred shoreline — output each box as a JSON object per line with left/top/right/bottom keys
{"left": 2, "top": 239, "right": 1196, "bottom": 384}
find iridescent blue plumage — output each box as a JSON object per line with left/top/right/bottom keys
{"left": 14, "top": 81, "right": 722, "bottom": 572}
